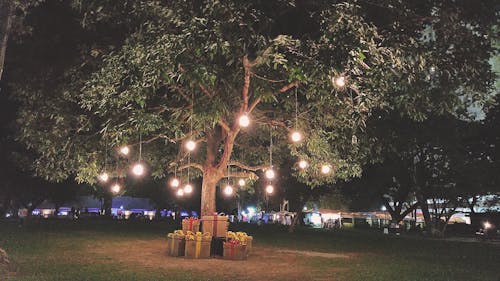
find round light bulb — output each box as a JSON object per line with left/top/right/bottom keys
{"left": 266, "top": 184, "right": 274, "bottom": 194}
{"left": 132, "top": 163, "right": 145, "bottom": 176}
{"left": 332, "top": 75, "right": 346, "bottom": 88}
{"left": 176, "top": 189, "right": 184, "bottom": 197}
{"left": 119, "top": 146, "right": 130, "bottom": 155}
{"left": 298, "top": 160, "right": 308, "bottom": 169}
{"left": 484, "top": 222, "right": 492, "bottom": 229}
{"left": 265, "top": 169, "right": 275, "bottom": 179}
{"left": 290, "top": 131, "right": 302, "bottom": 143}
{"left": 224, "top": 184, "right": 234, "bottom": 196}
{"left": 238, "top": 179, "right": 246, "bottom": 187}
{"left": 170, "top": 178, "right": 180, "bottom": 188}
{"left": 321, "top": 164, "right": 331, "bottom": 174}
{"left": 99, "top": 172, "right": 109, "bottom": 182}
{"left": 183, "top": 184, "right": 193, "bottom": 194}
{"left": 185, "top": 140, "right": 196, "bottom": 151}
{"left": 239, "top": 114, "right": 250, "bottom": 127}
{"left": 111, "top": 183, "right": 121, "bottom": 193}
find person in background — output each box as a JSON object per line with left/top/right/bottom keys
{"left": 17, "top": 207, "right": 28, "bottom": 227}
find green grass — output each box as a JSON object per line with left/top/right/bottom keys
{"left": 0, "top": 219, "right": 498, "bottom": 281}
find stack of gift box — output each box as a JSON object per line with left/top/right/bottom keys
{"left": 165, "top": 214, "right": 253, "bottom": 260}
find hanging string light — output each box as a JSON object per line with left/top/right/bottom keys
{"left": 321, "top": 164, "right": 331, "bottom": 175}
{"left": 132, "top": 130, "right": 145, "bottom": 177}
{"left": 183, "top": 92, "right": 195, "bottom": 194}
{"left": 238, "top": 178, "right": 246, "bottom": 187}
{"left": 99, "top": 134, "right": 110, "bottom": 182}
{"left": 290, "top": 87, "right": 303, "bottom": 143}
{"left": 119, "top": 145, "right": 130, "bottom": 156}
{"left": 265, "top": 184, "right": 274, "bottom": 194}
{"left": 266, "top": 127, "right": 275, "bottom": 179}
{"left": 332, "top": 75, "right": 346, "bottom": 89}
{"left": 176, "top": 188, "right": 184, "bottom": 197}
{"left": 298, "top": 160, "right": 309, "bottom": 169}
{"left": 170, "top": 165, "right": 180, "bottom": 188}
{"left": 111, "top": 182, "right": 121, "bottom": 194}
{"left": 223, "top": 184, "right": 234, "bottom": 196}
{"left": 185, "top": 94, "right": 197, "bottom": 152}
{"left": 238, "top": 113, "right": 250, "bottom": 127}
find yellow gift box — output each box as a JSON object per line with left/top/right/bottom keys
{"left": 166, "top": 230, "right": 186, "bottom": 257}
{"left": 184, "top": 232, "right": 212, "bottom": 259}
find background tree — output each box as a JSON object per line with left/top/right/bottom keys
{"left": 6, "top": 0, "right": 498, "bottom": 218}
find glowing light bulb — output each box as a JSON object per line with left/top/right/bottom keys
{"left": 120, "top": 146, "right": 130, "bottom": 155}
{"left": 224, "top": 184, "right": 234, "bottom": 196}
{"left": 265, "top": 168, "right": 275, "bottom": 179}
{"left": 185, "top": 140, "right": 196, "bottom": 151}
{"left": 177, "top": 189, "right": 184, "bottom": 197}
{"left": 183, "top": 184, "right": 193, "bottom": 194}
{"left": 111, "top": 183, "right": 121, "bottom": 193}
{"left": 266, "top": 184, "right": 274, "bottom": 194}
{"left": 99, "top": 172, "right": 109, "bottom": 182}
{"left": 290, "top": 131, "right": 302, "bottom": 143}
{"left": 132, "top": 163, "right": 145, "bottom": 176}
{"left": 170, "top": 178, "right": 180, "bottom": 188}
{"left": 484, "top": 222, "right": 492, "bottom": 229}
{"left": 321, "top": 164, "right": 331, "bottom": 174}
{"left": 298, "top": 160, "right": 308, "bottom": 169}
{"left": 238, "top": 179, "right": 246, "bottom": 187}
{"left": 239, "top": 114, "right": 250, "bottom": 127}
{"left": 332, "top": 75, "right": 346, "bottom": 88}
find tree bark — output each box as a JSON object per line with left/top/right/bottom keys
{"left": 0, "top": 0, "right": 14, "bottom": 81}
{"left": 200, "top": 167, "right": 222, "bottom": 217}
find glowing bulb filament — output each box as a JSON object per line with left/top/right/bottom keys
{"left": 185, "top": 140, "right": 196, "bottom": 151}
{"left": 321, "top": 165, "right": 331, "bottom": 175}
{"left": 111, "top": 183, "right": 121, "bottom": 193}
{"left": 224, "top": 185, "right": 234, "bottom": 196}
{"left": 120, "top": 146, "right": 130, "bottom": 155}
{"left": 265, "top": 169, "right": 275, "bottom": 179}
{"left": 298, "top": 160, "right": 308, "bottom": 169}
{"left": 177, "top": 189, "right": 184, "bottom": 197}
{"left": 239, "top": 114, "right": 250, "bottom": 127}
{"left": 332, "top": 75, "right": 346, "bottom": 88}
{"left": 132, "top": 163, "right": 145, "bottom": 176}
{"left": 99, "top": 172, "right": 109, "bottom": 182}
{"left": 183, "top": 184, "right": 193, "bottom": 194}
{"left": 170, "top": 178, "right": 180, "bottom": 188}
{"left": 266, "top": 184, "right": 274, "bottom": 194}
{"left": 238, "top": 179, "right": 246, "bottom": 187}
{"left": 290, "top": 131, "right": 303, "bottom": 143}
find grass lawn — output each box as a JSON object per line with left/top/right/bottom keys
{"left": 0, "top": 219, "right": 499, "bottom": 281}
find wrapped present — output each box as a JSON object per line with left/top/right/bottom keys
{"left": 211, "top": 237, "right": 225, "bottom": 257}
{"left": 223, "top": 240, "right": 247, "bottom": 260}
{"left": 201, "top": 214, "right": 228, "bottom": 238}
{"left": 182, "top": 217, "right": 200, "bottom": 233}
{"left": 184, "top": 232, "right": 212, "bottom": 259}
{"left": 227, "top": 231, "right": 253, "bottom": 256}
{"left": 166, "top": 230, "right": 186, "bottom": 257}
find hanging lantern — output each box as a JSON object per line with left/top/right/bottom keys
{"left": 176, "top": 188, "right": 184, "bottom": 197}
{"left": 185, "top": 140, "right": 196, "bottom": 151}
{"left": 238, "top": 179, "right": 246, "bottom": 187}
{"left": 298, "top": 160, "right": 308, "bottom": 169}
{"left": 321, "top": 164, "right": 331, "bottom": 175}
{"left": 99, "top": 172, "right": 109, "bottom": 182}
{"left": 170, "top": 178, "right": 180, "bottom": 188}
{"left": 132, "top": 163, "right": 145, "bottom": 176}
{"left": 265, "top": 184, "right": 274, "bottom": 194}
{"left": 223, "top": 184, "right": 234, "bottom": 196}
{"left": 332, "top": 75, "right": 346, "bottom": 89}
{"left": 111, "top": 183, "right": 121, "bottom": 193}
{"left": 290, "top": 131, "right": 303, "bottom": 143}
{"left": 238, "top": 113, "right": 250, "bottom": 127}
{"left": 265, "top": 168, "right": 275, "bottom": 179}
{"left": 119, "top": 146, "right": 130, "bottom": 156}
{"left": 183, "top": 184, "right": 193, "bottom": 194}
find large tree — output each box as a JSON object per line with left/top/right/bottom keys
{"left": 8, "top": 1, "right": 498, "bottom": 216}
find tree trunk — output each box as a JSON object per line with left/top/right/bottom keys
{"left": 0, "top": 0, "right": 14, "bottom": 81}
{"left": 200, "top": 167, "right": 222, "bottom": 217}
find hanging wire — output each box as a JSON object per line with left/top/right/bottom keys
{"left": 188, "top": 91, "right": 194, "bottom": 185}
{"left": 269, "top": 126, "right": 273, "bottom": 167}
{"left": 295, "top": 87, "right": 298, "bottom": 129}
{"left": 138, "top": 129, "right": 142, "bottom": 162}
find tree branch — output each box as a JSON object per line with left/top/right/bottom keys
{"left": 198, "top": 83, "right": 213, "bottom": 97}
{"left": 218, "top": 119, "right": 231, "bottom": 133}
{"left": 223, "top": 171, "right": 259, "bottom": 180}
{"left": 229, "top": 160, "right": 269, "bottom": 172}
{"left": 178, "top": 162, "right": 204, "bottom": 172}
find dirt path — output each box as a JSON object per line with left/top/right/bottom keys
{"left": 86, "top": 238, "right": 354, "bottom": 281}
